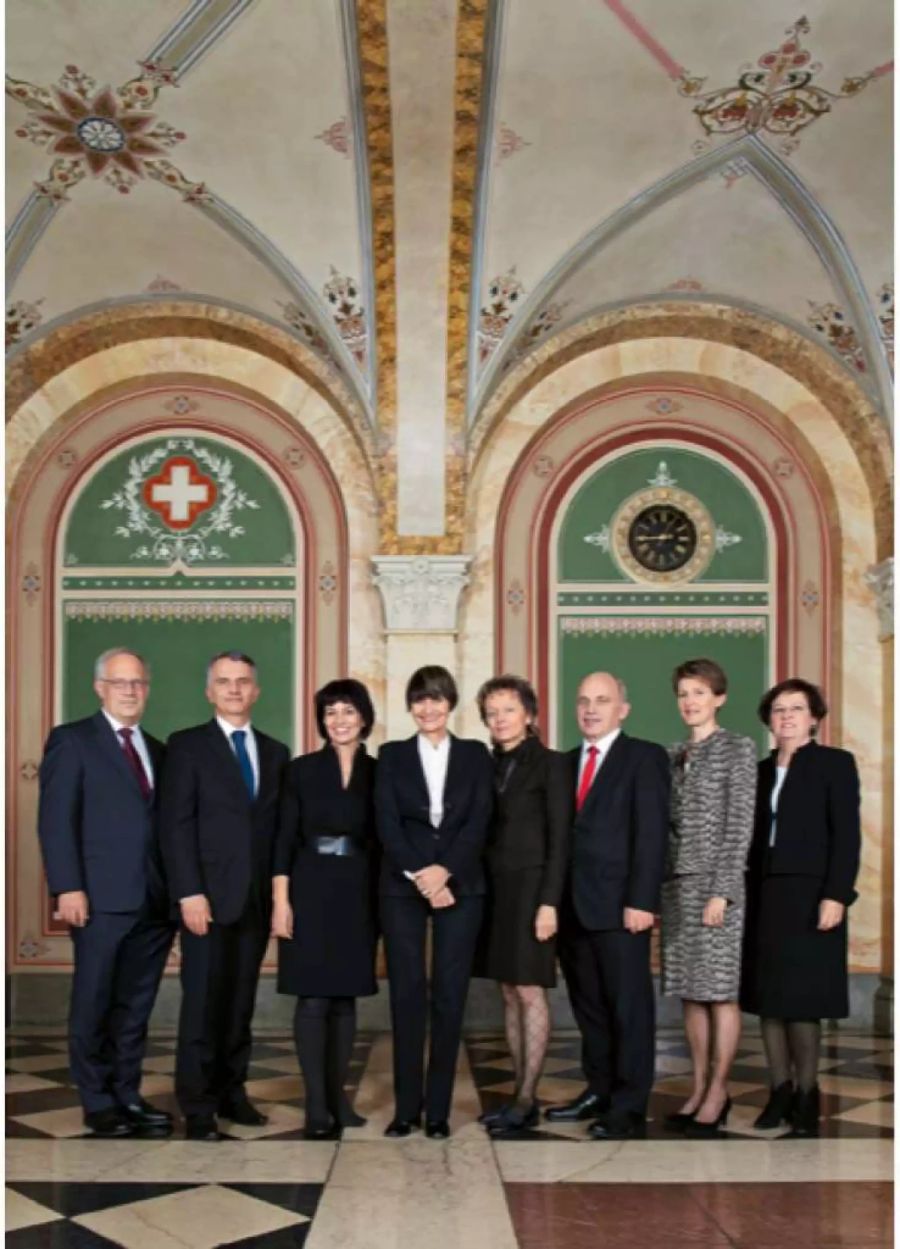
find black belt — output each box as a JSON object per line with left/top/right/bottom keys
{"left": 308, "top": 835, "right": 363, "bottom": 857}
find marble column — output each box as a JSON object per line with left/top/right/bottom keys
{"left": 372, "top": 555, "right": 472, "bottom": 738}
{"left": 864, "top": 556, "right": 893, "bottom": 1035}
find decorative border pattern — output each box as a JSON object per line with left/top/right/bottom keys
{"left": 560, "top": 615, "right": 766, "bottom": 637}
{"left": 63, "top": 600, "right": 293, "bottom": 622}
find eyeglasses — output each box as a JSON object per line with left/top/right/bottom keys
{"left": 99, "top": 679, "right": 149, "bottom": 691}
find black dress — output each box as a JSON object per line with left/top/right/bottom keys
{"left": 480, "top": 736, "right": 572, "bottom": 988}
{"left": 740, "top": 742, "right": 860, "bottom": 1021}
{"left": 274, "top": 744, "right": 378, "bottom": 998}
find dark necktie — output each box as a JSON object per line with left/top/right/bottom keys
{"left": 232, "top": 729, "right": 256, "bottom": 798}
{"left": 118, "top": 727, "right": 151, "bottom": 800}
{"left": 576, "top": 745, "right": 599, "bottom": 811}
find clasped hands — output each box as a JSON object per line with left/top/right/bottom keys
{"left": 413, "top": 864, "right": 454, "bottom": 909}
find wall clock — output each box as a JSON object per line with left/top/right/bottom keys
{"left": 611, "top": 487, "right": 715, "bottom": 584}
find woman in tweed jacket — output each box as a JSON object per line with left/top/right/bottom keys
{"left": 661, "top": 658, "right": 757, "bottom": 1137}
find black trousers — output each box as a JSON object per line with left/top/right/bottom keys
{"left": 69, "top": 909, "right": 175, "bottom": 1114}
{"left": 175, "top": 901, "right": 269, "bottom": 1117}
{"left": 380, "top": 893, "right": 483, "bottom": 1122}
{"left": 559, "top": 920, "right": 655, "bottom": 1118}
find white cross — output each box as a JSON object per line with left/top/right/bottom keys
{"left": 150, "top": 464, "right": 210, "bottom": 522}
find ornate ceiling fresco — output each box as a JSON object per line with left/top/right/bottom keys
{"left": 6, "top": 0, "right": 893, "bottom": 541}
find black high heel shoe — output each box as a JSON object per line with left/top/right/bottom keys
{"left": 663, "top": 1109, "right": 698, "bottom": 1132}
{"left": 684, "top": 1096, "right": 731, "bottom": 1138}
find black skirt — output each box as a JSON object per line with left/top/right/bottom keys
{"left": 480, "top": 866, "right": 557, "bottom": 988}
{"left": 276, "top": 848, "right": 377, "bottom": 998}
{"left": 740, "top": 874, "right": 849, "bottom": 1020}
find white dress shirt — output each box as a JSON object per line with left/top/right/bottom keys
{"left": 769, "top": 764, "right": 788, "bottom": 847}
{"left": 577, "top": 727, "right": 621, "bottom": 794}
{"left": 103, "top": 710, "right": 154, "bottom": 788}
{"left": 418, "top": 733, "right": 450, "bottom": 828}
{"left": 217, "top": 715, "right": 260, "bottom": 792}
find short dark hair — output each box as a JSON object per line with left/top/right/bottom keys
{"left": 477, "top": 674, "right": 539, "bottom": 735}
{"left": 314, "top": 678, "right": 375, "bottom": 740}
{"left": 206, "top": 650, "right": 257, "bottom": 684}
{"left": 672, "top": 658, "right": 728, "bottom": 696}
{"left": 405, "top": 665, "right": 458, "bottom": 710}
{"left": 758, "top": 678, "right": 828, "bottom": 729}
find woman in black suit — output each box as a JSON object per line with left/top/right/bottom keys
{"left": 271, "top": 679, "right": 378, "bottom": 1140}
{"left": 476, "top": 675, "right": 571, "bottom": 1135}
{"left": 740, "top": 679, "right": 860, "bottom": 1137}
{"left": 376, "top": 665, "right": 493, "bottom": 1140}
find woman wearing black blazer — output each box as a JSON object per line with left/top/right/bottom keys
{"left": 740, "top": 679, "right": 860, "bottom": 1137}
{"left": 376, "top": 666, "right": 493, "bottom": 1140}
{"left": 476, "top": 675, "right": 571, "bottom": 1135}
{"left": 272, "top": 679, "right": 378, "bottom": 1139}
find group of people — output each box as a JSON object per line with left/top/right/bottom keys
{"left": 37, "top": 647, "right": 861, "bottom": 1144}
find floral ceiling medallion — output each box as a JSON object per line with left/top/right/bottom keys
{"left": 678, "top": 17, "right": 884, "bottom": 157}
{"left": 478, "top": 268, "right": 526, "bottom": 366}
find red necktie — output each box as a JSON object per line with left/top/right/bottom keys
{"left": 119, "top": 727, "right": 152, "bottom": 800}
{"left": 576, "top": 745, "right": 599, "bottom": 811}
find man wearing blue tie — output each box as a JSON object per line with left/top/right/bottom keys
{"left": 160, "top": 651, "right": 288, "bottom": 1140}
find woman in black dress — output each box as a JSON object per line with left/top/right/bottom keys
{"left": 477, "top": 675, "right": 571, "bottom": 1135}
{"left": 271, "top": 679, "right": 378, "bottom": 1140}
{"left": 741, "top": 679, "right": 860, "bottom": 1137}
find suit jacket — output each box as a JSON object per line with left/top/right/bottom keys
{"left": 487, "top": 736, "right": 572, "bottom": 907}
{"left": 746, "top": 741, "right": 860, "bottom": 906}
{"left": 159, "top": 719, "right": 289, "bottom": 925}
{"left": 375, "top": 734, "right": 493, "bottom": 897}
{"left": 38, "top": 711, "right": 167, "bottom": 914}
{"left": 567, "top": 733, "right": 670, "bottom": 930}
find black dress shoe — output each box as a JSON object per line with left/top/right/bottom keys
{"left": 588, "top": 1114, "right": 647, "bottom": 1141}
{"left": 425, "top": 1120, "right": 451, "bottom": 1139}
{"left": 83, "top": 1108, "right": 135, "bottom": 1138}
{"left": 478, "top": 1104, "right": 511, "bottom": 1127}
{"left": 544, "top": 1090, "right": 609, "bottom": 1122}
{"left": 303, "top": 1120, "right": 341, "bottom": 1141}
{"left": 488, "top": 1102, "right": 540, "bottom": 1136}
{"left": 663, "top": 1110, "right": 697, "bottom": 1132}
{"left": 219, "top": 1097, "right": 268, "bottom": 1127}
{"left": 185, "top": 1114, "right": 221, "bottom": 1141}
{"left": 384, "top": 1116, "right": 421, "bottom": 1138}
{"left": 120, "top": 1099, "right": 174, "bottom": 1133}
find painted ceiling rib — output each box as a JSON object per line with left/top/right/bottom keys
{"left": 466, "top": 0, "right": 507, "bottom": 423}
{"left": 143, "top": 0, "right": 260, "bottom": 80}
{"left": 6, "top": 192, "right": 59, "bottom": 289}
{"left": 339, "top": 0, "right": 377, "bottom": 411}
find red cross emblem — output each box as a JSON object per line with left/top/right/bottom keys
{"left": 142, "top": 456, "right": 217, "bottom": 530}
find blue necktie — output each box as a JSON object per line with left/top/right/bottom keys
{"left": 231, "top": 729, "right": 256, "bottom": 798}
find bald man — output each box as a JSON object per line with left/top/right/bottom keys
{"left": 547, "top": 672, "right": 669, "bottom": 1140}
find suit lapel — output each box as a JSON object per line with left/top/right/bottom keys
{"left": 90, "top": 711, "right": 145, "bottom": 798}
{"left": 255, "top": 731, "right": 279, "bottom": 804}
{"left": 442, "top": 734, "right": 464, "bottom": 819}
{"left": 203, "top": 720, "right": 250, "bottom": 804}
{"left": 578, "top": 732, "right": 628, "bottom": 819}
{"left": 406, "top": 735, "right": 431, "bottom": 810}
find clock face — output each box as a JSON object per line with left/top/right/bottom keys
{"left": 628, "top": 504, "right": 697, "bottom": 573}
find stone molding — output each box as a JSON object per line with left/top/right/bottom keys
{"left": 864, "top": 556, "right": 894, "bottom": 640}
{"left": 372, "top": 554, "right": 471, "bottom": 631}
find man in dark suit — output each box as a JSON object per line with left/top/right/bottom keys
{"left": 160, "top": 651, "right": 288, "bottom": 1140}
{"left": 376, "top": 666, "right": 493, "bottom": 1139}
{"left": 546, "top": 671, "right": 669, "bottom": 1140}
{"left": 37, "top": 647, "right": 175, "bottom": 1138}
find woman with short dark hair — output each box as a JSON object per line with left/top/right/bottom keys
{"left": 741, "top": 679, "right": 860, "bottom": 1136}
{"left": 376, "top": 665, "right": 493, "bottom": 1139}
{"left": 272, "top": 678, "right": 378, "bottom": 1139}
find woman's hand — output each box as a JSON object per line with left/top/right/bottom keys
{"left": 702, "top": 896, "right": 728, "bottom": 927}
{"left": 535, "top": 905, "right": 557, "bottom": 942}
{"left": 414, "top": 864, "right": 450, "bottom": 898}
{"left": 271, "top": 899, "right": 294, "bottom": 940}
{"left": 818, "top": 898, "right": 845, "bottom": 930}
{"left": 429, "top": 885, "right": 456, "bottom": 909}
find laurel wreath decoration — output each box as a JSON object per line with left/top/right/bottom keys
{"left": 99, "top": 438, "right": 260, "bottom": 564}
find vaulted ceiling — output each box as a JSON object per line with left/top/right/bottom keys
{"left": 6, "top": 0, "right": 894, "bottom": 528}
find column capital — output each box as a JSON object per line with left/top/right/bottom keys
{"left": 863, "top": 556, "right": 894, "bottom": 641}
{"left": 372, "top": 555, "right": 472, "bottom": 632}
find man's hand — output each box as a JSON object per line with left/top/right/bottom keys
{"left": 414, "top": 864, "right": 450, "bottom": 898}
{"left": 55, "top": 890, "right": 89, "bottom": 927}
{"left": 271, "top": 899, "right": 294, "bottom": 940}
{"left": 535, "top": 904, "right": 557, "bottom": 942}
{"left": 702, "top": 897, "right": 728, "bottom": 928}
{"left": 429, "top": 886, "right": 456, "bottom": 909}
{"left": 180, "top": 894, "right": 213, "bottom": 936}
{"left": 623, "top": 907, "right": 655, "bottom": 933}
{"left": 818, "top": 899, "right": 845, "bottom": 931}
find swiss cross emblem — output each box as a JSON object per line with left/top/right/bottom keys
{"left": 142, "top": 456, "right": 217, "bottom": 530}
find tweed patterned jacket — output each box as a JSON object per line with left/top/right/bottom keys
{"left": 666, "top": 727, "right": 757, "bottom": 902}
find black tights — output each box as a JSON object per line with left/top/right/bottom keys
{"left": 293, "top": 996, "right": 361, "bottom": 1128}
{"left": 761, "top": 1017, "right": 822, "bottom": 1092}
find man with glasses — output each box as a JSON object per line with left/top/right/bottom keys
{"left": 160, "top": 651, "right": 288, "bottom": 1140}
{"left": 37, "top": 647, "right": 175, "bottom": 1138}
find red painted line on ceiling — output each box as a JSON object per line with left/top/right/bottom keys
{"left": 602, "top": 0, "right": 686, "bottom": 79}
{"left": 871, "top": 60, "right": 894, "bottom": 77}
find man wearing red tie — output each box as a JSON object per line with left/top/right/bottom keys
{"left": 546, "top": 672, "right": 669, "bottom": 1139}
{"left": 37, "top": 648, "right": 175, "bottom": 1138}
